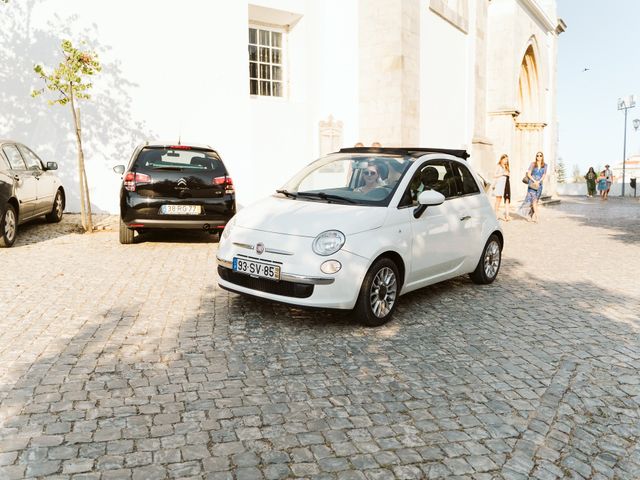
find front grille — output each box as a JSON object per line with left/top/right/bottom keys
{"left": 218, "top": 266, "right": 314, "bottom": 298}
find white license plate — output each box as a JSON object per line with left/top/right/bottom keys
{"left": 160, "top": 205, "right": 201, "bottom": 215}
{"left": 233, "top": 257, "right": 281, "bottom": 280}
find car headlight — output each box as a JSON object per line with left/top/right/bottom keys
{"left": 312, "top": 230, "right": 345, "bottom": 256}
{"left": 222, "top": 217, "right": 236, "bottom": 240}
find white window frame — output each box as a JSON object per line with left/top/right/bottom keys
{"left": 248, "top": 23, "right": 287, "bottom": 99}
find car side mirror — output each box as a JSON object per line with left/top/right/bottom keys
{"left": 413, "top": 190, "right": 445, "bottom": 218}
{"left": 46, "top": 161, "right": 58, "bottom": 171}
{"left": 113, "top": 165, "right": 125, "bottom": 175}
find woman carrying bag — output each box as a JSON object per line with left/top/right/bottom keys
{"left": 517, "top": 151, "right": 548, "bottom": 222}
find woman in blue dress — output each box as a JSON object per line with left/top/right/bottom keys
{"left": 518, "top": 151, "right": 548, "bottom": 222}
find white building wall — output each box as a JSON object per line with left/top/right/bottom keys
{"left": 420, "top": 5, "right": 469, "bottom": 150}
{"left": 1, "top": 0, "right": 358, "bottom": 213}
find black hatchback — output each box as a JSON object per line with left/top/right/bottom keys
{"left": 114, "top": 143, "right": 236, "bottom": 244}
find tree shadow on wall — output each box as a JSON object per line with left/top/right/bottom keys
{"left": 0, "top": 0, "right": 153, "bottom": 214}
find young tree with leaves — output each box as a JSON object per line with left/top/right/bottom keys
{"left": 32, "top": 40, "right": 101, "bottom": 232}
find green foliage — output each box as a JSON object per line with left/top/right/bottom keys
{"left": 556, "top": 157, "right": 566, "bottom": 183}
{"left": 32, "top": 40, "right": 101, "bottom": 105}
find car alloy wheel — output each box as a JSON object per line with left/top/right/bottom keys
{"left": 470, "top": 233, "right": 501, "bottom": 284}
{"left": 355, "top": 257, "right": 400, "bottom": 327}
{"left": 4, "top": 208, "right": 16, "bottom": 242}
{"left": 54, "top": 194, "right": 63, "bottom": 218}
{"left": 483, "top": 239, "right": 501, "bottom": 279}
{"left": 369, "top": 266, "right": 397, "bottom": 318}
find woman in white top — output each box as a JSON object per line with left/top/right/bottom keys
{"left": 493, "top": 154, "right": 511, "bottom": 221}
{"left": 355, "top": 163, "right": 384, "bottom": 194}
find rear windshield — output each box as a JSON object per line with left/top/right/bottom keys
{"left": 134, "top": 147, "right": 226, "bottom": 175}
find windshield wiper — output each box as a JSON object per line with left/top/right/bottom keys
{"left": 297, "top": 192, "right": 357, "bottom": 204}
{"left": 276, "top": 189, "right": 298, "bottom": 199}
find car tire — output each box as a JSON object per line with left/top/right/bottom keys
{"left": 0, "top": 203, "right": 18, "bottom": 248}
{"left": 470, "top": 234, "right": 501, "bottom": 284}
{"left": 354, "top": 257, "right": 400, "bottom": 327}
{"left": 45, "top": 190, "right": 64, "bottom": 223}
{"left": 119, "top": 218, "right": 134, "bottom": 244}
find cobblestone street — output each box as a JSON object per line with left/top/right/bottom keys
{"left": 1, "top": 197, "right": 639, "bottom": 480}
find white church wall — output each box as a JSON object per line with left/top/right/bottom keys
{"left": 3, "top": 0, "right": 358, "bottom": 213}
{"left": 419, "top": 5, "right": 469, "bottom": 149}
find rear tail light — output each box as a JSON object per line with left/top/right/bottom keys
{"left": 123, "top": 172, "right": 151, "bottom": 192}
{"left": 213, "top": 176, "right": 235, "bottom": 194}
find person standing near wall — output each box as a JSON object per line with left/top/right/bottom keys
{"left": 517, "top": 151, "right": 547, "bottom": 222}
{"left": 584, "top": 167, "right": 597, "bottom": 197}
{"left": 493, "top": 154, "right": 511, "bottom": 220}
{"left": 603, "top": 164, "right": 614, "bottom": 200}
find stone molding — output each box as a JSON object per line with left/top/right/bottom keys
{"left": 515, "top": 122, "right": 547, "bottom": 131}
{"left": 429, "top": 0, "right": 469, "bottom": 34}
{"left": 489, "top": 108, "right": 521, "bottom": 119}
{"left": 516, "top": 0, "right": 556, "bottom": 33}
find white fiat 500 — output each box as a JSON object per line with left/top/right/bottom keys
{"left": 217, "top": 147, "right": 503, "bottom": 326}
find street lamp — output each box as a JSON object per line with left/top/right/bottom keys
{"left": 618, "top": 95, "right": 636, "bottom": 197}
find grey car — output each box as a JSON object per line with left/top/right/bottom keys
{"left": 0, "top": 140, "right": 65, "bottom": 247}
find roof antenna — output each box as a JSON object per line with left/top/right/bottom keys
{"left": 178, "top": 132, "right": 181, "bottom": 146}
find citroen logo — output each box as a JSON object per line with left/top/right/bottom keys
{"left": 176, "top": 178, "right": 187, "bottom": 189}
{"left": 255, "top": 242, "right": 265, "bottom": 255}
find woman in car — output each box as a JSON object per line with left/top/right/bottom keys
{"left": 355, "top": 162, "right": 384, "bottom": 194}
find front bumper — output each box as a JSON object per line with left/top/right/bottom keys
{"left": 215, "top": 229, "right": 369, "bottom": 309}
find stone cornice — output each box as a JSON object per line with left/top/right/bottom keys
{"left": 516, "top": 122, "right": 547, "bottom": 131}
{"left": 517, "top": 0, "right": 556, "bottom": 33}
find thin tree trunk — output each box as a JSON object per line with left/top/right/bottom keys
{"left": 69, "top": 91, "right": 93, "bottom": 232}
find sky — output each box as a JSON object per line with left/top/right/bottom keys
{"left": 557, "top": 0, "right": 640, "bottom": 176}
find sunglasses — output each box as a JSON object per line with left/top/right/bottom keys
{"left": 363, "top": 170, "right": 378, "bottom": 176}
{"left": 536, "top": 154, "right": 543, "bottom": 157}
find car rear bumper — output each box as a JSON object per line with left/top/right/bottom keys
{"left": 120, "top": 192, "right": 235, "bottom": 229}
{"left": 125, "top": 218, "right": 227, "bottom": 230}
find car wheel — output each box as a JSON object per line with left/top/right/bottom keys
{"left": 46, "top": 190, "right": 64, "bottom": 223}
{"left": 119, "top": 218, "right": 134, "bottom": 244}
{"left": 470, "top": 234, "right": 501, "bottom": 284}
{"left": 354, "top": 257, "right": 400, "bottom": 327}
{"left": 0, "top": 203, "right": 18, "bottom": 248}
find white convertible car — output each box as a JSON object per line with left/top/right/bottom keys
{"left": 217, "top": 147, "right": 503, "bottom": 326}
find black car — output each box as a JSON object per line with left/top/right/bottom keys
{"left": 0, "top": 140, "right": 65, "bottom": 248}
{"left": 114, "top": 143, "right": 236, "bottom": 244}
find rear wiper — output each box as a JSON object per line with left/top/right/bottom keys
{"left": 151, "top": 166, "right": 183, "bottom": 171}
{"left": 297, "top": 192, "right": 357, "bottom": 204}
{"left": 276, "top": 189, "right": 298, "bottom": 199}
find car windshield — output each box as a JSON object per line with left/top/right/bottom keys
{"left": 279, "top": 154, "right": 413, "bottom": 206}
{"left": 134, "top": 147, "right": 226, "bottom": 174}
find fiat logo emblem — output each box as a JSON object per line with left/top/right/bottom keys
{"left": 255, "top": 242, "right": 265, "bottom": 254}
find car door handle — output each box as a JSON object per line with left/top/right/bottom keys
{"left": 460, "top": 215, "right": 471, "bottom": 221}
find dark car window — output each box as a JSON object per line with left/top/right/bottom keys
{"left": 18, "top": 145, "right": 44, "bottom": 171}
{"left": 0, "top": 151, "right": 9, "bottom": 170}
{"left": 2, "top": 145, "right": 27, "bottom": 170}
{"left": 134, "top": 147, "right": 226, "bottom": 176}
{"left": 450, "top": 162, "right": 480, "bottom": 196}
{"left": 400, "top": 160, "right": 456, "bottom": 207}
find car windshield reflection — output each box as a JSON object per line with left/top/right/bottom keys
{"left": 279, "top": 154, "right": 413, "bottom": 206}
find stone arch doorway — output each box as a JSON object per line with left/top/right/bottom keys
{"left": 514, "top": 41, "right": 546, "bottom": 199}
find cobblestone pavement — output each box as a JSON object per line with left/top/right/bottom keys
{"left": 1, "top": 197, "right": 639, "bottom": 480}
